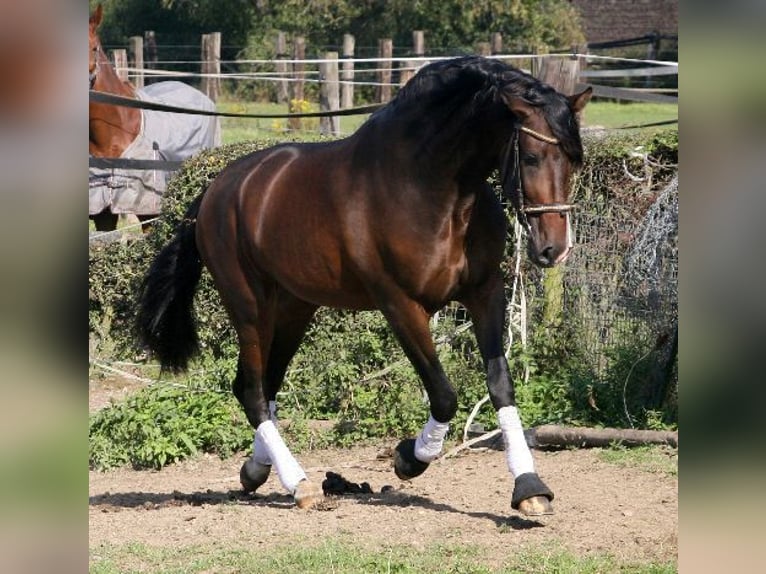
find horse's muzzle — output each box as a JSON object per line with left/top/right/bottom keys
{"left": 529, "top": 241, "right": 572, "bottom": 268}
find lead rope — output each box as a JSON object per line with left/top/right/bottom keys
{"left": 500, "top": 129, "right": 534, "bottom": 235}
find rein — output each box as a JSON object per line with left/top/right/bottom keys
{"left": 500, "top": 125, "right": 576, "bottom": 233}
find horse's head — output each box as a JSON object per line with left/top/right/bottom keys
{"left": 89, "top": 4, "right": 104, "bottom": 88}
{"left": 500, "top": 87, "right": 592, "bottom": 267}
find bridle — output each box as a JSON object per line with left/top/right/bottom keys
{"left": 499, "top": 124, "right": 576, "bottom": 235}
{"left": 89, "top": 43, "right": 101, "bottom": 89}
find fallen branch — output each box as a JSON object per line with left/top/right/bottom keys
{"left": 454, "top": 424, "right": 678, "bottom": 455}
{"left": 527, "top": 424, "right": 677, "bottom": 449}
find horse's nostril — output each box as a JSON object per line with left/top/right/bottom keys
{"left": 540, "top": 245, "right": 554, "bottom": 264}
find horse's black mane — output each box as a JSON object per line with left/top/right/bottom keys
{"left": 383, "top": 56, "right": 583, "bottom": 165}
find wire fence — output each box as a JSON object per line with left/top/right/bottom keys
{"left": 501, "top": 162, "right": 678, "bottom": 422}
{"left": 102, "top": 34, "right": 678, "bottom": 102}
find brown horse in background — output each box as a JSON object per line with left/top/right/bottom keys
{"left": 137, "top": 56, "right": 591, "bottom": 516}
{"left": 88, "top": 4, "right": 141, "bottom": 231}
{"left": 89, "top": 4, "right": 219, "bottom": 232}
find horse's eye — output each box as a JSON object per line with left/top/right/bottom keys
{"left": 522, "top": 153, "right": 539, "bottom": 167}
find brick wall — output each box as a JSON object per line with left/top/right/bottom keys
{"left": 569, "top": 0, "right": 678, "bottom": 44}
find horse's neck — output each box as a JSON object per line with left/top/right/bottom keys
{"left": 403, "top": 111, "right": 505, "bottom": 185}
{"left": 89, "top": 54, "right": 141, "bottom": 157}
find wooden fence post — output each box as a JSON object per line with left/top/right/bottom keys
{"left": 536, "top": 55, "right": 580, "bottom": 95}
{"left": 144, "top": 31, "right": 157, "bottom": 84}
{"left": 111, "top": 49, "right": 128, "bottom": 82}
{"left": 275, "top": 31, "right": 289, "bottom": 104}
{"left": 201, "top": 34, "right": 209, "bottom": 96}
{"left": 531, "top": 45, "right": 548, "bottom": 79}
{"left": 319, "top": 52, "right": 340, "bottom": 136}
{"left": 647, "top": 33, "right": 660, "bottom": 87}
{"left": 201, "top": 32, "right": 221, "bottom": 102}
{"left": 491, "top": 32, "right": 503, "bottom": 55}
{"left": 377, "top": 38, "right": 392, "bottom": 103}
{"left": 533, "top": 55, "right": 581, "bottom": 329}
{"left": 647, "top": 31, "right": 660, "bottom": 60}
{"left": 413, "top": 30, "right": 425, "bottom": 58}
{"left": 341, "top": 34, "right": 355, "bottom": 108}
{"left": 573, "top": 43, "right": 589, "bottom": 87}
{"left": 288, "top": 36, "right": 306, "bottom": 131}
{"left": 400, "top": 30, "right": 423, "bottom": 87}
{"left": 128, "top": 36, "right": 144, "bottom": 89}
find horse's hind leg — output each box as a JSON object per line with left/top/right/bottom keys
{"left": 240, "top": 293, "right": 317, "bottom": 496}
{"left": 90, "top": 208, "right": 118, "bottom": 231}
{"left": 460, "top": 273, "right": 554, "bottom": 516}
{"left": 236, "top": 357, "right": 275, "bottom": 493}
{"left": 211, "top": 269, "right": 320, "bottom": 508}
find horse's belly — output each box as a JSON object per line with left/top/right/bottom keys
{"left": 261, "top": 241, "right": 375, "bottom": 310}
{"left": 283, "top": 281, "right": 376, "bottom": 311}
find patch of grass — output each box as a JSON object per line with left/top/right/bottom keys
{"left": 511, "top": 546, "right": 676, "bottom": 573}
{"left": 599, "top": 444, "right": 678, "bottom": 476}
{"left": 89, "top": 540, "right": 676, "bottom": 574}
{"left": 217, "top": 100, "right": 370, "bottom": 144}
{"left": 581, "top": 101, "right": 678, "bottom": 130}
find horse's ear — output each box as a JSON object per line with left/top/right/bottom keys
{"left": 569, "top": 87, "right": 592, "bottom": 115}
{"left": 90, "top": 4, "right": 103, "bottom": 29}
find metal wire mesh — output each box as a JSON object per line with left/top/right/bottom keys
{"left": 562, "top": 172, "right": 677, "bottom": 377}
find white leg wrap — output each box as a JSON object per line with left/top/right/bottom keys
{"left": 251, "top": 400, "right": 278, "bottom": 465}
{"left": 497, "top": 406, "right": 535, "bottom": 478}
{"left": 255, "top": 420, "right": 307, "bottom": 494}
{"left": 414, "top": 415, "right": 450, "bottom": 463}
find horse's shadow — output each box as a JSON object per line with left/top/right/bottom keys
{"left": 89, "top": 488, "right": 544, "bottom": 530}
{"left": 89, "top": 489, "right": 294, "bottom": 510}
{"left": 351, "top": 490, "right": 544, "bottom": 530}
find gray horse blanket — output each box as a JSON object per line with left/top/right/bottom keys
{"left": 89, "top": 81, "right": 220, "bottom": 215}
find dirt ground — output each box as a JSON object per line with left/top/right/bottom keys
{"left": 88, "top": 377, "right": 678, "bottom": 568}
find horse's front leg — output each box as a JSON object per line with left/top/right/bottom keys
{"left": 461, "top": 273, "right": 554, "bottom": 516}
{"left": 372, "top": 290, "right": 457, "bottom": 480}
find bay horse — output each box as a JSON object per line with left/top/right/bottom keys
{"left": 89, "top": 4, "right": 219, "bottom": 232}
{"left": 137, "top": 55, "right": 591, "bottom": 516}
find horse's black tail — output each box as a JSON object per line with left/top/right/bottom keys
{"left": 136, "top": 197, "right": 204, "bottom": 373}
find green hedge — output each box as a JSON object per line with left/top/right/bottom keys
{"left": 89, "top": 130, "right": 678, "bottom": 470}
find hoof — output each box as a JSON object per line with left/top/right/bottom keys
{"left": 294, "top": 480, "right": 324, "bottom": 509}
{"left": 518, "top": 495, "right": 554, "bottom": 516}
{"left": 393, "top": 438, "right": 430, "bottom": 480}
{"left": 240, "top": 459, "right": 271, "bottom": 493}
{"left": 511, "top": 472, "right": 554, "bottom": 516}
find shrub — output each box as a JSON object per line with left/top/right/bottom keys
{"left": 89, "top": 385, "right": 251, "bottom": 470}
